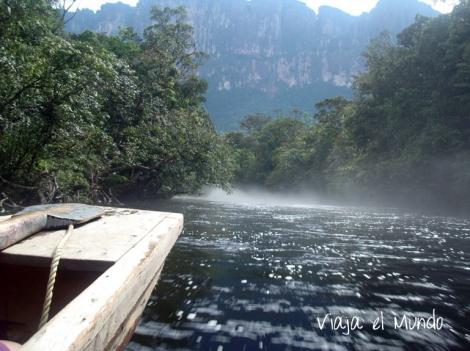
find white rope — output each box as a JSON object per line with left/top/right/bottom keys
{"left": 38, "top": 224, "right": 74, "bottom": 329}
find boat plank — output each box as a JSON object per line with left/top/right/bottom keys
{"left": 104, "top": 265, "right": 164, "bottom": 351}
{"left": 21, "top": 214, "right": 183, "bottom": 351}
{"left": 0, "top": 208, "right": 175, "bottom": 266}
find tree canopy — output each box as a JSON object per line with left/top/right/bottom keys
{"left": 0, "top": 0, "right": 233, "bottom": 207}
{"left": 226, "top": 1, "right": 470, "bottom": 212}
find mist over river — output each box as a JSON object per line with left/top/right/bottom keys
{"left": 126, "top": 190, "right": 470, "bottom": 351}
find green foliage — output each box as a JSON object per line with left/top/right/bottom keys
{"left": 228, "top": 2, "right": 470, "bottom": 211}
{"left": 224, "top": 112, "right": 307, "bottom": 188}
{"left": 0, "top": 1, "right": 233, "bottom": 205}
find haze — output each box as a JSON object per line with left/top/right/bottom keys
{"left": 71, "top": 0, "right": 457, "bottom": 15}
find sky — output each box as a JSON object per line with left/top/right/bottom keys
{"left": 71, "top": 0, "right": 458, "bottom": 15}
{"left": 303, "top": 0, "right": 457, "bottom": 14}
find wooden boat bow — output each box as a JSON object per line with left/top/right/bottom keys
{"left": 0, "top": 207, "right": 183, "bottom": 351}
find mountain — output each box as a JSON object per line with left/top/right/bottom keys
{"left": 66, "top": 0, "right": 438, "bottom": 130}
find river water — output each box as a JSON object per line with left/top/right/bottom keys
{"left": 126, "top": 191, "right": 470, "bottom": 351}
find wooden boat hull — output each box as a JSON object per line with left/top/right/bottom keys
{"left": 0, "top": 208, "right": 183, "bottom": 351}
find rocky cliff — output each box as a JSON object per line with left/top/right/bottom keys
{"left": 67, "top": 0, "right": 438, "bottom": 129}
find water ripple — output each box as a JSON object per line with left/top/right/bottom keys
{"left": 128, "top": 199, "right": 470, "bottom": 351}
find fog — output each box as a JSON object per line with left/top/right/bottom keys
{"left": 175, "top": 178, "right": 470, "bottom": 217}
{"left": 177, "top": 187, "right": 354, "bottom": 210}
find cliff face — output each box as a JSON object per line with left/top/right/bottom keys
{"left": 67, "top": 0, "right": 438, "bottom": 130}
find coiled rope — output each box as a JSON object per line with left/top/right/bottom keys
{"left": 38, "top": 224, "right": 74, "bottom": 329}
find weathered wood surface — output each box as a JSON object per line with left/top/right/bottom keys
{"left": 0, "top": 212, "right": 48, "bottom": 251}
{"left": 20, "top": 212, "right": 183, "bottom": 351}
{"left": 106, "top": 265, "right": 164, "bottom": 351}
{"left": 0, "top": 208, "right": 178, "bottom": 270}
{"left": 0, "top": 204, "right": 105, "bottom": 251}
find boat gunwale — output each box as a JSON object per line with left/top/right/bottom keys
{"left": 15, "top": 209, "right": 183, "bottom": 350}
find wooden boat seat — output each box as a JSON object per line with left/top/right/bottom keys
{"left": 0, "top": 207, "right": 176, "bottom": 271}
{"left": 0, "top": 207, "right": 183, "bottom": 350}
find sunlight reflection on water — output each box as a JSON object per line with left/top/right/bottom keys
{"left": 126, "top": 193, "right": 470, "bottom": 351}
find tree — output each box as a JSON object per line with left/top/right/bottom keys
{"left": 228, "top": 1, "right": 470, "bottom": 211}
{"left": 0, "top": 2, "right": 234, "bottom": 207}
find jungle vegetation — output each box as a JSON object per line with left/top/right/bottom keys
{"left": 226, "top": 1, "right": 470, "bottom": 211}
{"left": 1, "top": 0, "right": 469, "bottom": 212}
{"left": 0, "top": 0, "right": 233, "bottom": 208}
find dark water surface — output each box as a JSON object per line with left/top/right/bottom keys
{"left": 126, "top": 194, "right": 470, "bottom": 351}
